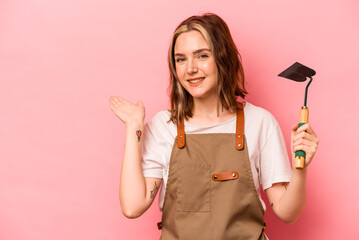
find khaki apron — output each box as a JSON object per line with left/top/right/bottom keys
{"left": 159, "top": 105, "right": 266, "bottom": 240}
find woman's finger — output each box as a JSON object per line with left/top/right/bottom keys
{"left": 296, "top": 124, "right": 317, "bottom": 137}
{"left": 114, "top": 96, "right": 122, "bottom": 103}
{"left": 291, "top": 124, "right": 299, "bottom": 133}
{"left": 292, "top": 134, "right": 319, "bottom": 151}
{"left": 293, "top": 144, "right": 317, "bottom": 155}
{"left": 292, "top": 138, "right": 316, "bottom": 149}
{"left": 293, "top": 131, "right": 317, "bottom": 143}
{"left": 118, "top": 96, "right": 132, "bottom": 104}
{"left": 137, "top": 100, "right": 144, "bottom": 108}
{"left": 293, "top": 137, "right": 318, "bottom": 151}
{"left": 110, "top": 97, "right": 118, "bottom": 105}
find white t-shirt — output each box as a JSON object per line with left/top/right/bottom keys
{"left": 142, "top": 102, "right": 292, "bottom": 211}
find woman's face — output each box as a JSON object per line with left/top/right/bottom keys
{"left": 174, "top": 30, "right": 218, "bottom": 101}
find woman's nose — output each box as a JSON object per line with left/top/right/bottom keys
{"left": 187, "top": 59, "right": 198, "bottom": 74}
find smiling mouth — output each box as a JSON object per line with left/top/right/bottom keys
{"left": 188, "top": 77, "right": 205, "bottom": 83}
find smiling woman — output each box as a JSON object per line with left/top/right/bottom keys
{"left": 174, "top": 31, "right": 218, "bottom": 102}
{"left": 109, "top": 13, "right": 319, "bottom": 240}
{"left": 167, "top": 15, "right": 247, "bottom": 124}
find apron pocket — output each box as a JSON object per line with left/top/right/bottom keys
{"left": 176, "top": 163, "right": 211, "bottom": 212}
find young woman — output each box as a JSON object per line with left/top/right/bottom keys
{"left": 110, "top": 13, "right": 319, "bottom": 240}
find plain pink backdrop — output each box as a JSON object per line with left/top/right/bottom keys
{"left": 1, "top": 0, "right": 358, "bottom": 239}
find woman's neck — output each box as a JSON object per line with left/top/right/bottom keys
{"left": 188, "top": 97, "right": 236, "bottom": 126}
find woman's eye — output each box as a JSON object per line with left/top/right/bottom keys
{"left": 198, "top": 54, "right": 208, "bottom": 59}
{"left": 176, "top": 58, "right": 185, "bottom": 63}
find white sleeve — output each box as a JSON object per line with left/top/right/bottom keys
{"left": 141, "top": 122, "right": 164, "bottom": 179}
{"left": 259, "top": 122, "right": 292, "bottom": 190}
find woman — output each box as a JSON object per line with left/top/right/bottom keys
{"left": 110, "top": 13, "right": 319, "bottom": 240}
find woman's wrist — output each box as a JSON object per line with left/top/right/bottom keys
{"left": 292, "top": 165, "right": 308, "bottom": 176}
{"left": 126, "top": 120, "right": 144, "bottom": 130}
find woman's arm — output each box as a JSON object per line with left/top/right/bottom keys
{"left": 265, "top": 123, "right": 319, "bottom": 224}
{"left": 109, "top": 96, "right": 162, "bottom": 218}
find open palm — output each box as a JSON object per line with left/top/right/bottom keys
{"left": 109, "top": 96, "right": 145, "bottom": 125}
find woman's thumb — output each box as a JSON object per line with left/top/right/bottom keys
{"left": 137, "top": 100, "right": 144, "bottom": 108}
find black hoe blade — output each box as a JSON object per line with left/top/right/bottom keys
{"left": 278, "top": 62, "right": 316, "bottom": 82}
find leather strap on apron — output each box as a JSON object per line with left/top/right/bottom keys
{"left": 177, "top": 107, "right": 244, "bottom": 151}
{"left": 160, "top": 104, "right": 266, "bottom": 240}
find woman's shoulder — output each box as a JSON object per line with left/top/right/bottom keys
{"left": 145, "top": 110, "right": 176, "bottom": 139}
{"left": 243, "top": 102, "right": 284, "bottom": 154}
{"left": 244, "top": 102, "right": 280, "bottom": 128}
{"left": 147, "top": 110, "right": 172, "bottom": 127}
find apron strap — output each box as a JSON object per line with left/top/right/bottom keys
{"left": 235, "top": 103, "right": 244, "bottom": 150}
{"left": 176, "top": 102, "right": 244, "bottom": 150}
{"left": 177, "top": 118, "right": 185, "bottom": 148}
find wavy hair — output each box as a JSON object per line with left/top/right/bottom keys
{"left": 168, "top": 13, "right": 247, "bottom": 124}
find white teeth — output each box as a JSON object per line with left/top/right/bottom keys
{"left": 189, "top": 77, "right": 205, "bottom": 83}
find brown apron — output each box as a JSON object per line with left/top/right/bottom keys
{"left": 159, "top": 106, "right": 266, "bottom": 240}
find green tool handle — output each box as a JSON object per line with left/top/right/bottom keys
{"left": 295, "top": 107, "right": 309, "bottom": 169}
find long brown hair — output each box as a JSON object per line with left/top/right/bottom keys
{"left": 168, "top": 13, "right": 247, "bottom": 124}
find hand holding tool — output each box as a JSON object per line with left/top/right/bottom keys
{"left": 278, "top": 62, "right": 316, "bottom": 169}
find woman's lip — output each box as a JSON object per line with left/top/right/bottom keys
{"left": 187, "top": 77, "right": 205, "bottom": 87}
{"left": 187, "top": 77, "right": 205, "bottom": 81}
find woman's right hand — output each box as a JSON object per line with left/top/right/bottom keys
{"left": 109, "top": 96, "right": 145, "bottom": 125}
{"left": 111, "top": 96, "right": 158, "bottom": 218}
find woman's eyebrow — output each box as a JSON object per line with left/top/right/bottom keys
{"left": 174, "top": 48, "right": 211, "bottom": 56}
{"left": 193, "top": 48, "right": 211, "bottom": 54}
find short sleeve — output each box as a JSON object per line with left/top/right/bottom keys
{"left": 142, "top": 123, "right": 164, "bottom": 179}
{"left": 259, "top": 123, "right": 292, "bottom": 190}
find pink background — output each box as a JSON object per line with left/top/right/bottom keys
{"left": 1, "top": 0, "right": 358, "bottom": 239}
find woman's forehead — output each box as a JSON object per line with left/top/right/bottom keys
{"left": 174, "top": 30, "right": 211, "bottom": 54}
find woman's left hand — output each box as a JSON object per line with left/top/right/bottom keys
{"left": 291, "top": 124, "right": 319, "bottom": 168}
